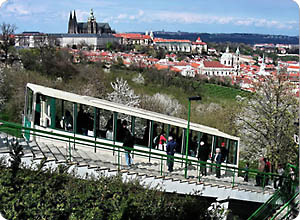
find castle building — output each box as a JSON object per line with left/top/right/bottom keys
{"left": 68, "top": 9, "right": 114, "bottom": 34}
{"left": 191, "top": 37, "right": 207, "bottom": 54}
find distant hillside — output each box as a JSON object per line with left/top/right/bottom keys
{"left": 153, "top": 31, "right": 298, "bottom": 45}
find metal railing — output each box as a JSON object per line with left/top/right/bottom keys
{"left": 270, "top": 191, "right": 299, "bottom": 220}
{"left": 0, "top": 120, "right": 287, "bottom": 191}
{"left": 247, "top": 163, "right": 299, "bottom": 220}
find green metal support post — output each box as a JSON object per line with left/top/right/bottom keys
{"left": 94, "top": 107, "right": 97, "bottom": 153}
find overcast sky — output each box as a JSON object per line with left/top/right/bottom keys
{"left": 0, "top": 0, "right": 299, "bottom": 36}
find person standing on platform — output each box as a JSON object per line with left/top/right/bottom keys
{"left": 158, "top": 131, "right": 167, "bottom": 151}
{"left": 122, "top": 120, "right": 134, "bottom": 167}
{"left": 255, "top": 157, "right": 266, "bottom": 186}
{"left": 244, "top": 162, "right": 249, "bottom": 182}
{"left": 166, "top": 136, "right": 176, "bottom": 172}
{"left": 198, "top": 140, "right": 210, "bottom": 176}
{"left": 274, "top": 164, "right": 284, "bottom": 189}
{"left": 213, "top": 148, "right": 222, "bottom": 178}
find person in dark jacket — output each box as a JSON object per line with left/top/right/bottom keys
{"left": 244, "top": 162, "right": 249, "bottom": 182}
{"left": 116, "top": 119, "right": 123, "bottom": 141}
{"left": 121, "top": 120, "right": 134, "bottom": 166}
{"left": 198, "top": 140, "right": 210, "bottom": 176}
{"left": 166, "top": 136, "right": 176, "bottom": 172}
{"left": 213, "top": 148, "right": 222, "bottom": 178}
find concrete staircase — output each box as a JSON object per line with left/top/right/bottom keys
{"left": 0, "top": 132, "right": 274, "bottom": 204}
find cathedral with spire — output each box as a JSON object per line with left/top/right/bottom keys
{"left": 68, "top": 9, "right": 114, "bottom": 34}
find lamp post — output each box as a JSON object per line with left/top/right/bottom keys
{"left": 292, "top": 0, "right": 300, "bottom": 190}
{"left": 185, "top": 96, "right": 201, "bottom": 178}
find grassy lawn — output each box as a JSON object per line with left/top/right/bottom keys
{"left": 201, "top": 84, "right": 250, "bottom": 104}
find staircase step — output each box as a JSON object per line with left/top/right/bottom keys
{"left": 36, "top": 142, "right": 52, "bottom": 158}
{"left": 48, "top": 144, "right": 67, "bottom": 162}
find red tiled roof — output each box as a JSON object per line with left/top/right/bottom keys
{"left": 148, "top": 58, "right": 159, "bottom": 62}
{"left": 153, "top": 38, "right": 191, "bottom": 43}
{"left": 203, "top": 61, "right": 231, "bottom": 68}
{"left": 175, "top": 61, "right": 188, "bottom": 66}
{"left": 288, "top": 66, "right": 300, "bottom": 69}
{"left": 113, "top": 33, "right": 151, "bottom": 40}
{"left": 192, "top": 42, "right": 207, "bottom": 45}
{"left": 288, "top": 73, "right": 300, "bottom": 77}
{"left": 100, "top": 52, "right": 109, "bottom": 56}
{"left": 191, "top": 62, "right": 200, "bottom": 68}
{"left": 170, "top": 67, "right": 181, "bottom": 72}
{"left": 154, "top": 64, "right": 169, "bottom": 70}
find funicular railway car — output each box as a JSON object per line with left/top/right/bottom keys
{"left": 23, "top": 83, "right": 240, "bottom": 168}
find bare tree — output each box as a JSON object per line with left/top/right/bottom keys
{"left": 0, "top": 23, "right": 16, "bottom": 66}
{"left": 237, "top": 73, "right": 298, "bottom": 167}
{"left": 140, "top": 93, "right": 183, "bottom": 116}
{"left": 107, "top": 77, "right": 140, "bottom": 107}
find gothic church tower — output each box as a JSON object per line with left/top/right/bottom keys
{"left": 68, "top": 10, "right": 78, "bottom": 34}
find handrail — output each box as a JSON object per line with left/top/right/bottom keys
{"left": 270, "top": 191, "right": 299, "bottom": 220}
{"left": 0, "top": 120, "right": 284, "bottom": 189}
{"left": 247, "top": 165, "right": 298, "bottom": 220}
{"left": 247, "top": 190, "right": 282, "bottom": 220}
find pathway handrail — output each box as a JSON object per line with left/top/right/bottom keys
{"left": 0, "top": 120, "right": 282, "bottom": 189}
{"left": 270, "top": 191, "right": 299, "bottom": 220}
{"left": 247, "top": 164, "right": 298, "bottom": 220}
{"left": 247, "top": 190, "right": 282, "bottom": 220}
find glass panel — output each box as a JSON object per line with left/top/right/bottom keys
{"left": 176, "top": 127, "right": 184, "bottom": 154}
{"left": 203, "top": 133, "right": 213, "bottom": 159}
{"left": 25, "top": 88, "right": 33, "bottom": 122}
{"left": 76, "top": 104, "right": 94, "bottom": 136}
{"left": 152, "top": 122, "right": 167, "bottom": 151}
{"left": 188, "top": 130, "right": 199, "bottom": 157}
{"left": 34, "top": 93, "right": 42, "bottom": 126}
{"left": 55, "top": 99, "right": 64, "bottom": 130}
{"left": 134, "top": 118, "right": 149, "bottom": 147}
{"left": 227, "top": 140, "right": 238, "bottom": 165}
{"left": 215, "top": 136, "right": 228, "bottom": 163}
{"left": 62, "top": 101, "right": 74, "bottom": 132}
{"left": 183, "top": 129, "right": 198, "bottom": 156}
{"left": 38, "top": 96, "right": 51, "bottom": 128}
{"left": 95, "top": 108, "right": 114, "bottom": 139}
{"left": 116, "top": 113, "right": 132, "bottom": 142}
{"left": 169, "top": 125, "right": 179, "bottom": 143}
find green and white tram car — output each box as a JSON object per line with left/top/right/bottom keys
{"left": 24, "top": 83, "right": 240, "bottom": 167}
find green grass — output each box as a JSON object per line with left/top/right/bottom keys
{"left": 202, "top": 84, "right": 251, "bottom": 104}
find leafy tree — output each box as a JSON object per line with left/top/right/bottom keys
{"left": 19, "top": 48, "right": 41, "bottom": 70}
{"left": 0, "top": 166, "right": 210, "bottom": 219}
{"left": 0, "top": 23, "right": 16, "bottom": 66}
{"left": 236, "top": 73, "right": 298, "bottom": 168}
{"left": 0, "top": 68, "right": 53, "bottom": 122}
{"left": 19, "top": 47, "right": 78, "bottom": 80}
{"left": 156, "top": 47, "right": 166, "bottom": 59}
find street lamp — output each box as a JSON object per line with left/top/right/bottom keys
{"left": 185, "top": 96, "right": 201, "bottom": 178}
{"left": 292, "top": 0, "right": 300, "bottom": 190}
